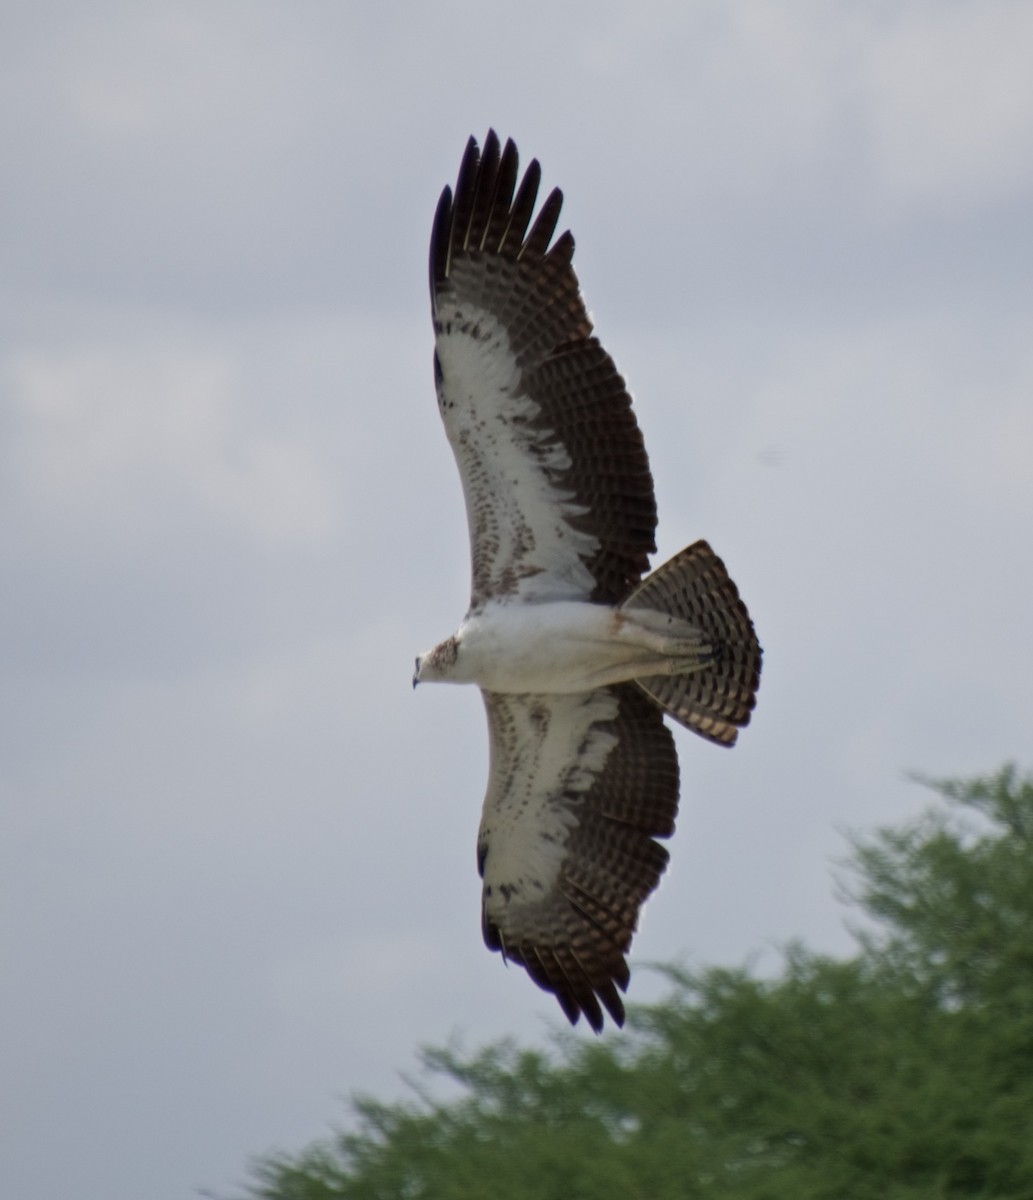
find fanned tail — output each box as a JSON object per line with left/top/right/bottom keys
{"left": 622, "top": 540, "right": 761, "bottom": 746}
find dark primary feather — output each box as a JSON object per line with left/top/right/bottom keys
{"left": 431, "top": 130, "right": 659, "bottom": 604}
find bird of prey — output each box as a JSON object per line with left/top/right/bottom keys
{"left": 414, "top": 131, "right": 761, "bottom": 1031}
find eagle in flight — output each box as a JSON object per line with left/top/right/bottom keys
{"left": 414, "top": 132, "right": 761, "bottom": 1031}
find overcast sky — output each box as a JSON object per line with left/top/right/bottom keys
{"left": 2, "top": 3, "right": 1032, "bottom": 1198}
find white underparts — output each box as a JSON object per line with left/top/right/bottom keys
{"left": 421, "top": 600, "right": 712, "bottom": 694}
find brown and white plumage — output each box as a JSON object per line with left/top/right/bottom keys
{"left": 415, "top": 132, "right": 762, "bottom": 1031}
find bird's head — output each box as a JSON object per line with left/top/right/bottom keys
{"left": 412, "top": 635, "right": 460, "bottom": 687}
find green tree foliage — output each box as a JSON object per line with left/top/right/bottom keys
{"left": 243, "top": 767, "right": 1033, "bottom": 1200}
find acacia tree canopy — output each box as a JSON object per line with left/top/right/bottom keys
{"left": 242, "top": 766, "right": 1033, "bottom": 1200}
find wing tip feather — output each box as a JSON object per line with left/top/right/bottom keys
{"left": 432, "top": 131, "right": 571, "bottom": 290}
{"left": 429, "top": 184, "right": 454, "bottom": 300}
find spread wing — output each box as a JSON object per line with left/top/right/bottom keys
{"left": 430, "top": 130, "right": 658, "bottom": 607}
{"left": 478, "top": 684, "right": 679, "bottom": 1030}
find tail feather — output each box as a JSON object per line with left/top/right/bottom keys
{"left": 622, "top": 541, "right": 761, "bottom": 746}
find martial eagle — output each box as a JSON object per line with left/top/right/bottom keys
{"left": 414, "top": 132, "right": 761, "bottom": 1031}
